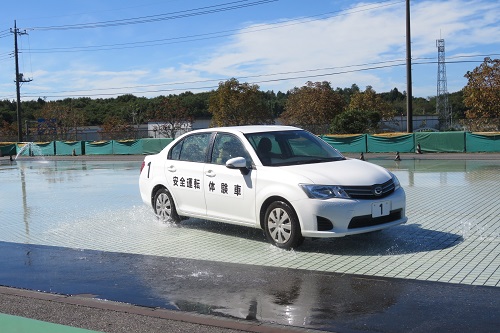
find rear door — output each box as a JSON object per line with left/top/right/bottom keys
{"left": 164, "top": 132, "right": 211, "bottom": 217}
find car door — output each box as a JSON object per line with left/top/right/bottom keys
{"left": 164, "top": 132, "right": 211, "bottom": 218}
{"left": 204, "top": 133, "right": 257, "bottom": 225}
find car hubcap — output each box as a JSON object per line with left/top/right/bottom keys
{"left": 268, "top": 207, "right": 292, "bottom": 244}
{"left": 156, "top": 193, "right": 172, "bottom": 221}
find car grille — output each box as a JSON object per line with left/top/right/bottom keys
{"left": 348, "top": 209, "right": 403, "bottom": 229}
{"left": 343, "top": 179, "right": 395, "bottom": 199}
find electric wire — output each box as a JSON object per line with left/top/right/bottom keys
{"left": 2, "top": 0, "right": 496, "bottom": 100}
{"left": 13, "top": 58, "right": 487, "bottom": 100}
{"left": 26, "top": 0, "right": 278, "bottom": 31}
{"left": 22, "top": 1, "right": 404, "bottom": 53}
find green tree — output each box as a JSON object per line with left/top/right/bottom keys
{"left": 177, "top": 91, "right": 211, "bottom": 118}
{"left": 331, "top": 109, "right": 381, "bottom": 134}
{"left": 448, "top": 90, "right": 466, "bottom": 120}
{"left": 463, "top": 57, "right": 500, "bottom": 131}
{"left": 208, "top": 78, "right": 274, "bottom": 127}
{"left": 281, "top": 81, "right": 345, "bottom": 134}
{"left": 335, "top": 83, "right": 360, "bottom": 106}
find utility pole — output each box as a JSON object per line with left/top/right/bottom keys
{"left": 11, "top": 20, "right": 32, "bottom": 142}
{"left": 406, "top": 0, "right": 413, "bottom": 133}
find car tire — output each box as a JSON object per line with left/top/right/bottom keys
{"left": 264, "top": 201, "right": 304, "bottom": 249}
{"left": 153, "top": 188, "right": 181, "bottom": 223}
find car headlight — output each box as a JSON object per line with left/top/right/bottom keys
{"left": 300, "top": 184, "right": 350, "bottom": 199}
{"left": 390, "top": 172, "right": 401, "bottom": 190}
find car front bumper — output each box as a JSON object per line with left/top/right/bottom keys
{"left": 293, "top": 187, "right": 407, "bottom": 238}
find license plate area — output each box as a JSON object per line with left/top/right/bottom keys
{"left": 372, "top": 201, "right": 391, "bottom": 218}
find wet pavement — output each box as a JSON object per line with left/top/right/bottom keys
{"left": 0, "top": 154, "right": 499, "bottom": 332}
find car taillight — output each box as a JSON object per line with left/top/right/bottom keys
{"left": 140, "top": 161, "right": 145, "bottom": 173}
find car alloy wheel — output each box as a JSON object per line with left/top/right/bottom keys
{"left": 153, "top": 188, "right": 180, "bottom": 223}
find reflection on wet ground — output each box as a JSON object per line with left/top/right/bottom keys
{"left": 0, "top": 241, "right": 498, "bottom": 333}
{"left": 0, "top": 158, "right": 499, "bottom": 332}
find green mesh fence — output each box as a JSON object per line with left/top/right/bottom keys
{"left": 466, "top": 133, "right": 500, "bottom": 152}
{"left": 4, "top": 133, "right": 500, "bottom": 157}
{"left": 141, "top": 138, "right": 173, "bottom": 154}
{"left": 0, "top": 143, "right": 16, "bottom": 157}
{"left": 85, "top": 141, "right": 113, "bottom": 155}
{"left": 367, "top": 134, "right": 414, "bottom": 153}
{"left": 320, "top": 135, "right": 367, "bottom": 153}
{"left": 113, "top": 140, "right": 143, "bottom": 155}
{"left": 16, "top": 142, "right": 55, "bottom": 156}
{"left": 55, "top": 141, "right": 84, "bottom": 155}
{"left": 415, "top": 132, "right": 466, "bottom": 153}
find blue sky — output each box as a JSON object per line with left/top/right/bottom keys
{"left": 0, "top": 0, "right": 499, "bottom": 101}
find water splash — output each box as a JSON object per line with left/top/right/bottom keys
{"left": 15, "top": 142, "right": 45, "bottom": 161}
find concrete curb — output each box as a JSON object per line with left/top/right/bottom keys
{"left": 0, "top": 286, "right": 323, "bottom": 333}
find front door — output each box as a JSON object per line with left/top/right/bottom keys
{"left": 203, "top": 133, "right": 257, "bottom": 225}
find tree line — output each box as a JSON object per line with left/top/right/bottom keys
{"left": 1, "top": 57, "right": 498, "bottom": 140}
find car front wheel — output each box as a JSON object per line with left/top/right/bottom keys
{"left": 153, "top": 188, "right": 181, "bottom": 223}
{"left": 264, "top": 201, "right": 304, "bottom": 249}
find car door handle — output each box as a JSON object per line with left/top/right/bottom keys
{"left": 166, "top": 165, "right": 176, "bottom": 172}
{"left": 205, "top": 170, "right": 216, "bottom": 177}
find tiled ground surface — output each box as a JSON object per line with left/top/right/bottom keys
{"left": 1, "top": 158, "right": 499, "bottom": 287}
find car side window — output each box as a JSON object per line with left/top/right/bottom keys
{"left": 210, "top": 133, "right": 251, "bottom": 165}
{"left": 170, "top": 133, "right": 211, "bottom": 162}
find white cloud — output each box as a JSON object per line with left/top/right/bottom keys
{"left": 182, "top": 0, "right": 499, "bottom": 95}
{"left": 5, "top": 0, "right": 499, "bottom": 100}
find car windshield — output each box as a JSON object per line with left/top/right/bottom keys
{"left": 245, "top": 130, "right": 345, "bottom": 166}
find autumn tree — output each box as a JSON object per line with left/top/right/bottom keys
{"left": 208, "top": 78, "right": 274, "bottom": 127}
{"left": 348, "top": 86, "right": 395, "bottom": 119}
{"left": 281, "top": 81, "right": 345, "bottom": 134}
{"left": 34, "top": 101, "right": 85, "bottom": 141}
{"left": 147, "top": 96, "right": 193, "bottom": 139}
{"left": 99, "top": 115, "right": 135, "bottom": 140}
{"left": 463, "top": 57, "right": 500, "bottom": 131}
{"left": 0, "top": 120, "right": 18, "bottom": 141}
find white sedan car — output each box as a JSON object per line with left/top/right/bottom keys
{"left": 139, "top": 125, "right": 407, "bottom": 249}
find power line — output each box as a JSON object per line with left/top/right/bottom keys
{"left": 0, "top": 57, "right": 488, "bottom": 101}
{"left": 13, "top": 58, "right": 486, "bottom": 100}
{"left": 22, "top": 1, "right": 404, "bottom": 54}
{"left": 2, "top": 0, "right": 404, "bottom": 101}
{"left": 25, "top": 59, "right": 410, "bottom": 94}
{"left": 26, "top": 0, "right": 277, "bottom": 31}
{"left": 3, "top": 1, "right": 494, "bottom": 100}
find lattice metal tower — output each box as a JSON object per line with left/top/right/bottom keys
{"left": 436, "top": 39, "right": 451, "bottom": 129}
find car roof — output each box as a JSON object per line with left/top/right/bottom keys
{"left": 192, "top": 125, "right": 302, "bottom": 135}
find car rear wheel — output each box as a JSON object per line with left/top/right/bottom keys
{"left": 153, "top": 188, "right": 181, "bottom": 223}
{"left": 264, "top": 201, "right": 304, "bottom": 249}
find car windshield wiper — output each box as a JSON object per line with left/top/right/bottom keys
{"left": 280, "top": 158, "right": 331, "bottom": 166}
{"left": 271, "top": 156, "right": 345, "bottom": 166}
{"left": 305, "top": 157, "right": 344, "bottom": 164}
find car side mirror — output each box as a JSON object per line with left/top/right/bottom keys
{"left": 226, "top": 157, "right": 250, "bottom": 175}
